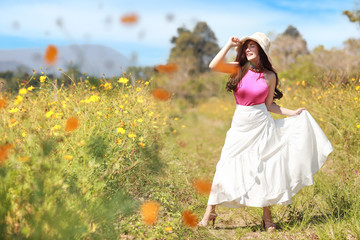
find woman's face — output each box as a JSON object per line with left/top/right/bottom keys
{"left": 244, "top": 40, "right": 259, "bottom": 63}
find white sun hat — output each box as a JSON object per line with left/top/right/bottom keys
{"left": 240, "top": 32, "right": 272, "bottom": 62}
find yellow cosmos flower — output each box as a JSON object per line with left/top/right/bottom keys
{"left": 53, "top": 124, "right": 61, "bottom": 131}
{"left": 137, "top": 119, "right": 143, "bottom": 122}
{"left": 64, "top": 155, "right": 73, "bottom": 160}
{"left": 287, "top": 87, "right": 292, "bottom": 91}
{"left": 19, "top": 88, "right": 28, "bottom": 95}
{"left": 116, "top": 138, "right": 122, "bottom": 145}
{"left": 18, "top": 156, "right": 30, "bottom": 162}
{"left": 84, "top": 95, "right": 100, "bottom": 103}
{"left": 22, "top": 131, "right": 27, "bottom": 137}
{"left": 138, "top": 142, "right": 145, "bottom": 148}
{"left": 14, "top": 95, "right": 23, "bottom": 105}
{"left": 9, "top": 108, "right": 19, "bottom": 113}
{"left": 356, "top": 86, "right": 360, "bottom": 90}
{"left": 40, "top": 76, "right": 46, "bottom": 82}
{"left": 128, "top": 133, "right": 136, "bottom": 140}
{"left": 45, "top": 111, "right": 54, "bottom": 118}
{"left": 27, "top": 86, "right": 35, "bottom": 91}
{"left": 136, "top": 87, "right": 141, "bottom": 92}
{"left": 137, "top": 97, "right": 144, "bottom": 103}
{"left": 104, "top": 82, "right": 112, "bottom": 90}
{"left": 117, "top": 127, "right": 126, "bottom": 134}
{"left": 118, "top": 77, "right": 129, "bottom": 84}
{"left": 301, "top": 81, "right": 305, "bottom": 86}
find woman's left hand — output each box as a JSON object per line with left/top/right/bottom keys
{"left": 292, "top": 107, "right": 306, "bottom": 116}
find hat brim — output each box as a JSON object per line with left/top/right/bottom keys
{"left": 239, "top": 37, "right": 272, "bottom": 64}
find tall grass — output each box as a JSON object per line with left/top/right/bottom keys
{"left": 0, "top": 71, "right": 359, "bottom": 239}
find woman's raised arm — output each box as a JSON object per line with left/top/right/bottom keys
{"left": 209, "top": 36, "right": 241, "bottom": 74}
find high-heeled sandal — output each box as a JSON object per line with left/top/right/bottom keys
{"left": 197, "top": 212, "right": 218, "bottom": 227}
{"left": 261, "top": 215, "right": 276, "bottom": 232}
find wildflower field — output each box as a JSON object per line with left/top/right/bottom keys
{"left": 0, "top": 71, "right": 359, "bottom": 239}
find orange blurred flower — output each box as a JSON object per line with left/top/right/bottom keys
{"left": 120, "top": 13, "right": 139, "bottom": 24}
{"left": 0, "top": 144, "right": 13, "bottom": 165}
{"left": 192, "top": 179, "right": 212, "bottom": 195}
{"left": 151, "top": 88, "right": 171, "bottom": 101}
{"left": 44, "top": 45, "right": 58, "bottom": 65}
{"left": 140, "top": 201, "right": 160, "bottom": 225}
{"left": 65, "top": 117, "right": 79, "bottom": 132}
{"left": 0, "top": 98, "right": 7, "bottom": 109}
{"left": 211, "top": 63, "right": 239, "bottom": 75}
{"left": 182, "top": 210, "right": 198, "bottom": 227}
{"left": 155, "top": 63, "right": 178, "bottom": 73}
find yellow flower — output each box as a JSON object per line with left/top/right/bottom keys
{"left": 19, "top": 88, "right": 28, "bottom": 95}
{"left": 9, "top": 108, "right": 19, "bottom": 113}
{"left": 136, "top": 87, "right": 141, "bottom": 92}
{"left": 165, "top": 227, "right": 172, "bottom": 233}
{"left": 104, "top": 82, "right": 112, "bottom": 90}
{"left": 356, "top": 86, "right": 360, "bottom": 90}
{"left": 128, "top": 133, "right": 136, "bottom": 139}
{"left": 137, "top": 97, "right": 144, "bottom": 103}
{"left": 84, "top": 95, "right": 100, "bottom": 103}
{"left": 287, "top": 87, "right": 292, "bottom": 91}
{"left": 137, "top": 119, "right": 143, "bottom": 122}
{"left": 317, "top": 96, "right": 322, "bottom": 99}
{"left": 45, "top": 111, "right": 54, "bottom": 118}
{"left": 118, "top": 77, "right": 129, "bottom": 84}
{"left": 116, "top": 138, "right": 122, "bottom": 145}
{"left": 181, "top": 125, "right": 186, "bottom": 128}
{"left": 139, "top": 137, "right": 144, "bottom": 141}
{"left": 138, "top": 142, "right": 145, "bottom": 148}
{"left": 53, "top": 124, "right": 62, "bottom": 131}
{"left": 173, "top": 129, "right": 177, "bottom": 133}
{"left": 174, "top": 117, "right": 178, "bottom": 120}
{"left": 357, "top": 125, "right": 360, "bottom": 128}
{"left": 149, "top": 112, "right": 154, "bottom": 117}
{"left": 145, "top": 81, "right": 149, "bottom": 85}
{"left": 27, "top": 86, "right": 35, "bottom": 91}
{"left": 117, "top": 127, "right": 126, "bottom": 134}
{"left": 301, "top": 80, "right": 305, "bottom": 86}
{"left": 14, "top": 95, "right": 23, "bottom": 105}
{"left": 64, "top": 155, "right": 73, "bottom": 160}
{"left": 18, "top": 156, "right": 30, "bottom": 162}
{"left": 40, "top": 76, "right": 46, "bottom": 82}
{"left": 22, "top": 131, "right": 27, "bottom": 137}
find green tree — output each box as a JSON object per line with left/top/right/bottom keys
{"left": 169, "top": 22, "right": 220, "bottom": 73}
{"left": 270, "top": 25, "right": 309, "bottom": 71}
{"left": 343, "top": 9, "right": 360, "bottom": 26}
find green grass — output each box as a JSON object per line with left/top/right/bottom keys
{"left": 0, "top": 73, "right": 359, "bottom": 239}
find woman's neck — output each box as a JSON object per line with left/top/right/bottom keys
{"left": 249, "top": 61, "right": 263, "bottom": 73}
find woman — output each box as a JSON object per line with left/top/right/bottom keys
{"left": 198, "top": 32, "right": 333, "bottom": 231}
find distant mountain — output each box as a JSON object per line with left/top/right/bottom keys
{"left": 0, "top": 44, "right": 130, "bottom": 77}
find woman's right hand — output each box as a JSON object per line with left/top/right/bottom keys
{"left": 227, "top": 36, "right": 241, "bottom": 48}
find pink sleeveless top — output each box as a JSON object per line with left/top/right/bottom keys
{"left": 233, "top": 69, "right": 269, "bottom": 106}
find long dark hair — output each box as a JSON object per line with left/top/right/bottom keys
{"left": 225, "top": 40, "right": 283, "bottom": 100}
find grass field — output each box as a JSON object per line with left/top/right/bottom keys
{"left": 0, "top": 73, "right": 359, "bottom": 239}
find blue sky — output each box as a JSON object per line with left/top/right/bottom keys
{"left": 0, "top": 0, "right": 359, "bottom": 66}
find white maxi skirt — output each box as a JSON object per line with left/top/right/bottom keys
{"left": 207, "top": 103, "right": 333, "bottom": 208}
